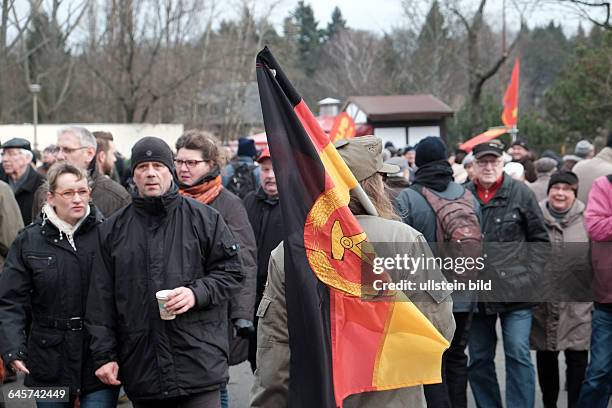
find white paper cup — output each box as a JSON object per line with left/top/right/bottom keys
{"left": 155, "top": 290, "right": 176, "bottom": 320}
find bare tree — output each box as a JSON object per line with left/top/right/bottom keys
{"left": 555, "top": 0, "right": 610, "bottom": 30}
{"left": 0, "top": 0, "right": 32, "bottom": 121}
{"left": 447, "top": 0, "right": 524, "bottom": 134}
{"left": 84, "top": 0, "right": 215, "bottom": 123}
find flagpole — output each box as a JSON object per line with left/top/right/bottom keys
{"left": 352, "top": 184, "right": 379, "bottom": 216}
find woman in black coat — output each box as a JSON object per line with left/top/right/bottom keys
{"left": 0, "top": 163, "right": 119, "bottom": 408}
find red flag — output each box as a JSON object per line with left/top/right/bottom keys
{"left": 329, "top": 112, "right": 356, "bottom": 142}
{"left": 501, "top": 58, "right": 520, "bottom": 127}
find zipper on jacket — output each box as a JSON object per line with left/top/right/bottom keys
{"left": 27, "top": 255, "right": 53, "bottom": 265}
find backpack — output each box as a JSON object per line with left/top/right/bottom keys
{"left": 412, "top": 184, "right": 483, "bottom": 278}
{"left": 226, "top": 160, "right": 257, "bottom": 199}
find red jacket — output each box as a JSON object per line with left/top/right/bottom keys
{"left": 585, "top": 175, "right": 612, "bottom": 304}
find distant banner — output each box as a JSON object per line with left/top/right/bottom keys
{"left": 329, "top": 112, "right": 356, "bottom": 142}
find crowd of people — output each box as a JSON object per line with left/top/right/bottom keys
{"left": 0, "top": 126, "right": 610, "bottom": 408}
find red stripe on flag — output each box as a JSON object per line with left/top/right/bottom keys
{"left": 295, "top": 100, "right": 331, "bottom": 152}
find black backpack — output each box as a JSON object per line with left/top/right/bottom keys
{"left": 226, "top": 160, "right": 257, "bottom": 199}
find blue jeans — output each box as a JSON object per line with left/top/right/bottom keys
{"left": 37, "top": 387, "right": 119, "bottom": 408}
{"left": 220, "top": 381, "right": 229, "bottom": 408}
{"left": 576, "top": 307, "right": 612, "bottom": 408}
{"left": 468, "top": 308, "right": 535, "bottom": 408}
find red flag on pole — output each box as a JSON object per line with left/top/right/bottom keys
{"left": 501, "top": 58, "right": 520, "bottom": 128}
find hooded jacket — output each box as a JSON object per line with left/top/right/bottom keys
{"left": 0, "top": 204, "right": 108, "bottom": 395}
{"left": 85, "top": 185, "right": 243, "bottom": 401}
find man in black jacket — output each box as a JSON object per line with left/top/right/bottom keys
{"left": 0, "top": 138, "right": 44, "bottom": 225}
{"left": 465, "top": 141, "right": 549, "bottom": 408}
{"left": 86, "top": 137, "right": 243, "bottom": 408}
{"left": 243, "top": 148, "right": 283, "bottom": 371}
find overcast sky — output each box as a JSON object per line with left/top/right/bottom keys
{"left": 256, "top": 0, "right": 597, "bottom": 36}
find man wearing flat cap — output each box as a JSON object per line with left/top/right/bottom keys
{"left": 0, "top": 138, "right": 44, "bottom": 225}
{"left": 86, "top": 136, "right": 243, "bottom": 407}
{"left": 465, "top": 140, "right": 549, "bottom": 408}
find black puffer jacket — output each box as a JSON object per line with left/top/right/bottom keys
{"left": 0, "top": 204, "right": 109, "bottom": 396}
{"left": 85, "top": 185, "right": 242, "bottom": 401}
{"left": 466, "top": 174, "right": 550, "bottom": 314}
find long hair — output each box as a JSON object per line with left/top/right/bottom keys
{"left": 348, "top": 173, "right": 400, "bottom": 221}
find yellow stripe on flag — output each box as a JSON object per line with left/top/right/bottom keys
{"left": 320, "top": 143, "right": 359, "bottom": 192}
{"left": 373, "top": 292, "right": 450, "bottom": 389}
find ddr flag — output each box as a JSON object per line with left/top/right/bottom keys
{"left": 256, "top": 47, "right": 449, "bottom": 407}
{"left": 502, "top": 57, "right": 520, "bottom": 128}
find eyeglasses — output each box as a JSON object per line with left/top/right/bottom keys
{"left": 174, "top": 159, "right": 206, "bottom": 169}
{"left": 550, "top": 184, "right": 575, "bottom": 193}
{"left": 53, "top": 189, "right": 91, "bottom": 199}
{"left": 58, "top": 146, "right": 88, "bottom": 155}
{"left": 475, "top": 159, "right": 501, "bottom": 168}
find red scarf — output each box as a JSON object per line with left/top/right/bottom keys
{"left": 474, "top": 175, "right": 504, "bottom": 204}
{"left": 179, "top": 176, "right": 223, "bottom": 205}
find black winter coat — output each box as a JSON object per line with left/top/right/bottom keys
{"left": 208, "top": 188, "right": 257, "bottom": 365}
{"left": 466, "top": 174, "right": 550, "bottom": 314}
{"left": 0, "top": 204, "right": 109, "bottom": 395}
{"left": 1, "top": 165, "right": 44, "bottom": 225}
{"left": 243, "top": 187, "right": 284, "bottom": 307}
{"left": 85, "top": 185, "right": 242, "bottom": 401}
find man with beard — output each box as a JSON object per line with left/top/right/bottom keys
{"left": 243, "top": 148, "right": 283, "bottom": 371}
{"left": 175, "top": 130, "right": 257, "bottom": 408}
{"left": 31, "top": 127, "right": 131, "bottom": 218}
{"left": 94, "top": 131, "right": 118, "bottom": 177}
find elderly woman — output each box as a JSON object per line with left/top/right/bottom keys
{"left": 0, "top": 163, "right": 118, "bottom": 407}
{"left": 530, "top": 171, "right": 592, "bottom": 408}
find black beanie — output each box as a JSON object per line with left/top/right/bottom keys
{"left": 548, "top": 171, "right": 579, "bottom": 196}
{"left": 415, "top": 136, "right": 448, "bottom": 167}
{"left": 131, "top": 136, "right": 174, "bottom": 172}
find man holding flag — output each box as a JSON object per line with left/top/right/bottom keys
{"left": 251, "top": 47, "right": 453, "bottom": 407}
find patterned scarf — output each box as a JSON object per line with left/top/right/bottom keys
{"left": 41, "top": 203, "right": 90, "bottom": 251}
{"left": 179, "top": 175, "right": 223, "bottom": 205}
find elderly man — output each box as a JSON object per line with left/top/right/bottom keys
{"left": 32, "top": 127, "right": 130, "bottom": 219}
{"left": 466, "top": 140, "right": 550, "bottom": 408}
{"left": 0, "top": 138, "right": 44, "bottom": 225}
{"left": 86, "top": 137, "right": 243, "bottom": 408}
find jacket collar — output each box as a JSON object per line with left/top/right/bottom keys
{"left": 132, "top": 182, "right": 181, "bottom": 216}
{"left": 540, "top": 199, "right": 585, "bottom": 229}
{"left": 15, "top": 166, "right": 41, "bottom": 194}
{"left": 255, "top": 186, "right": 279, "bottom": 206}
{"left": 39, "top": 203, "right": 103, "bottom": 239}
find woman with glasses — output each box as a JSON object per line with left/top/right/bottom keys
{"left": 0, "top": 163, "right": 119, "bottom": 407}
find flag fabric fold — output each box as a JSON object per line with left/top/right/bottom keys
{"left": 502, "top": 57, "right": 520, "bottom": 128}
{"left": 256, "top": 46, "right": 449, "bottom": 408}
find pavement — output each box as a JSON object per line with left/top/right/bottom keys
{"left": 2, "top": 322, "right": 609, "bottom": 407}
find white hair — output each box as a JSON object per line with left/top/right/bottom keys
{"left": 21, "top": 149, "right": 33, "bottom": 163}
{"left": 58, "top": 126, "right": 97, "bottom": 150}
